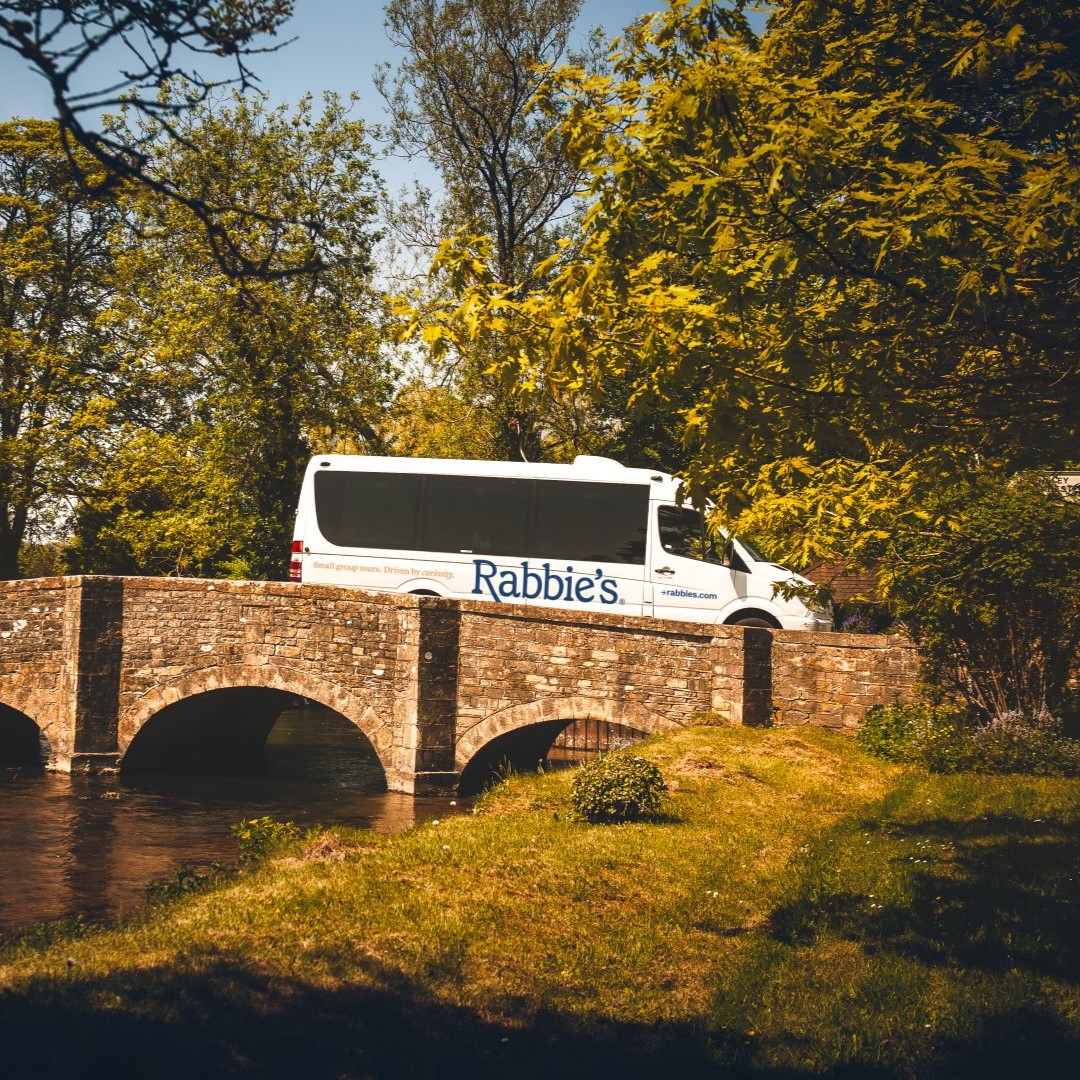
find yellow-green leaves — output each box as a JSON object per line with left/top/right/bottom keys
{"left": 419, "top": 0, "right": 1079, "bottom": 572}
{"left": 0, "top": 120, "right": 120, "bottom": 578}
{"left": 68, "top": 92, "right": 391, "bottom": 580}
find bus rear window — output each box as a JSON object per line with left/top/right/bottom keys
{"left": 314, "top": 471, "right": 421, "bottom": 548}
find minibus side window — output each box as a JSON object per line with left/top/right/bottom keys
{"left": 420, "top": 475, "right": 531, "bottom": 555}
{"left": 657, "top": 506, "right": 722, "bottom": 564}
{"left": 532, "top": 481, "right": 647, "bottom": 564}
{"left": 314, "top": 471, "right": 422, "bottom": 548}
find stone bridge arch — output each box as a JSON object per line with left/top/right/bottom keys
{"left": 0, "top": 698, "right": 53, "bottom": 770}
{"left": 0, "top": 691, "right": 51, "bottom": 741}
{"left": 456, "top": 695, "right": 679, "bottom": 793}
{"left": 119, "top": 663, "right": 395, "bottom": 778}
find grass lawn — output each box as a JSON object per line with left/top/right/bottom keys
{"left": 1, "top": 724, "right": 1077, "bottom": 1078}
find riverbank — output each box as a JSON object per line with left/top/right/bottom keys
{"left": 1, "top": 724, "right": 1078, "bottom": 1077}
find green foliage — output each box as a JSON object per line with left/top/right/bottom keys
{"left": 383, "top": 0, "right": 617, "bottom": 463}
{"left": 428, "top": 0, "right": 1079, "bottom": 565}
{"left": 858, "top": 703, "right": 939, "bottom": 763}
{"left": 884, "top": 472, "right": 1080, "bottom": 721}
{"left": 17, "top": 541, "right": 70, "bottom": 579}
{"left": 145, "top": 862, "right": 230, "bottom": 905}
{"left": 383, "top": 379, "right": 504, "bottom": 459}
{"left": 859, "top": 702, "right": 975, "bottom": 772}
{"left": 66, "top": 90, "right": 392, "bottom": 580}
{"left": 570, "top": 753, "right": 667, "bottom": 823}
{"left": 859, "top": 703, "right": 1080, "bottom": 776}
{"left": 0, "top": 1, "right": 299, "bottom": 279}
{"left": 0, "top": 120, "right": 118, "bottom": 580}
{"left": 232, "top": 816, "right": 302, "bottom": 865}
{"left": 968, "top": 710, "right": 1080, "bottom": 777}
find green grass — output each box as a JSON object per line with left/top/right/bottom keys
{"left": 1, "top": 725, "right": 1077, "bottom": 1078}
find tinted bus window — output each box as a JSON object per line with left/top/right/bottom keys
{"left": 532, "top": 480, "right": 648, "bottom": 564}
{"left": 658, "top": 505, "right": 720, "bottom": 563}
{"left": 420, "top": 475, "right": 531, "bottom": 555}
{"left": 314, "top": 471, "right": 421, "bottom": 548}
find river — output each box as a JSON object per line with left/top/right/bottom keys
{"left": 0, "top": 706, "right": 465, "bottom": 935}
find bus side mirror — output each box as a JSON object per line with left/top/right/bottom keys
{"left": 722, "top": 538, "right": 734, "bottom": 567}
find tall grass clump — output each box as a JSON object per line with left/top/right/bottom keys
{"left": 232, "top": 816, "right": 303, "bottom": 865}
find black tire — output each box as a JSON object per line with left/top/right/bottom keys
{"left": 725, "top": 612, "right": 781, "bottom": 629}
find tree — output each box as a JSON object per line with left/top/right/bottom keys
{"left": 431, "top": 0, "right": 1079, "bottom": 552}
{"left": 884, "top": 473, "right": 1080, "bottom": 723}
{"left": 379, "top": 0, "right": 603, "bottom": 460}
{"left": 0, "top": 119, "right": 118, "bottom": 579}
{"left": 0, "top": 2, "right": 302, "bottom": 277}
{"left": 68, "top": 91, "right": 393, "bottom": 580}
{"left": 379, "top": 0, "right": 589, "bottom": 285}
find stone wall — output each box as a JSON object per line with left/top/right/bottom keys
{"left": 0, "top": 577, "right": 72, "bottom": 759}
{"left": 0, "top": 576, "right": 922, "bottom": 789}
{"left": 116, "top": 578, "right": 431, "bottom": 788}
{"left": 770, "top": 630, "right": 922, "bottom": 730}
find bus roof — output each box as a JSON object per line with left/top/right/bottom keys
{"left": 306, "top": 454, "right": 682, "bottom": 496}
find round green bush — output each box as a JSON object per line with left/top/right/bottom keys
{"left": 570, "top": 754, "right": 667, "bottom": 824}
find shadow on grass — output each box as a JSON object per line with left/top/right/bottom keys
{"left": 770, "top": 813, "right": 1080, "bottom": 980}
{"left": 766, "top": 811, "right": 1080, "bottom": 1076}
{"left": 0, "top": 953, "right": 786, "bottom": 1080}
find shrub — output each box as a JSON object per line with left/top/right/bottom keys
{"left": 884, "top": 472, "right": 1080, "bottom": 722}
{"left": 858, "top": 703, "right": 972, "bottom": 766}
{"left": 913, "top": 712, "right": 976, "bottom": 774}
{"left": 858, "top": 703, "right": 1080, "bottom": 777}
{"left": 232, "top": 817, "right": 302, "bottom": 865}
{"left": 570, "top": 754, "right": 667, "bottom": 824}
{"left": 968, "top": 709, "right": 1080, "bottom": 777}
{"left": 859, "top": 703, "right": 975, "bottom": 773}
{"left": 858, "top": 703, "right": 926, "bottom": 761}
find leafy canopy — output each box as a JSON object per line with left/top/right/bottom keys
{"left": 0, "top": 119, "right": 119, "bottom": 579}
{"left": 429, "top": 0, "right": 1079, "bottom": 566}
{"left": 382, "top": 0, "right": 616, "bottom": 462}
{"left": 69, "top": 91, "right": 391, "bottom": 580}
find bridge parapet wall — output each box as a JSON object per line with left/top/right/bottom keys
{"left": 453, "top": 602, "right": 746, "bottom": 731}
{"left": 0, "top": 576, "right": 922, "bottom": 789}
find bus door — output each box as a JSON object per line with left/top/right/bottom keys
{"left": 649, "top": 504, "right": 739, "bottom": 624}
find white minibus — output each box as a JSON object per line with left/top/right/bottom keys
{"left": 290, "top": 455, "right": 832, "bottom": 630}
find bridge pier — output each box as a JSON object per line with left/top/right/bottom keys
{"left": 390, "top": 600, "right": 461, "bottom": 794}
{"left": 57, "top": 577, "right": 123, "bottom": 774}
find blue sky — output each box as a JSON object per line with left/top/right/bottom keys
{"left": 0, "top": 1, "right": 667, "bottom": 192}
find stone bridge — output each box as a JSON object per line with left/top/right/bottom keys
{"left": 0, "top": 576, "right": 919, "bottom": 793}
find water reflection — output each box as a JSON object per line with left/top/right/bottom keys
{"left": 0, "top": 707, "right": 463, "bottom": 934}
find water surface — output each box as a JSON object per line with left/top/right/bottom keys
{"left": 0, "top": 707, "right": 463, "bottom": 933}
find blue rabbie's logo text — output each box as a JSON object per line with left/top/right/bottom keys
{"left": 472, "top": 559, "right": 620, "bottom": 605}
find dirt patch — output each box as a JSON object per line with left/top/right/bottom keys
{"left": 290, "top": 833, "right": 379, "bottom": 865}
{"left": 672, "top": 753, "right": 768, "bottom": 784}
